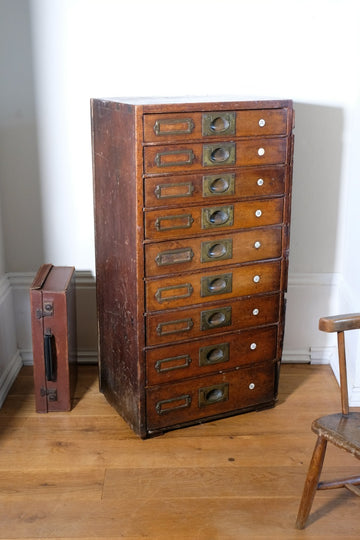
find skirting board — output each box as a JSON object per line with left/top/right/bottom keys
{"left": 0, "top": 351, "right": 23, "bottom": 408}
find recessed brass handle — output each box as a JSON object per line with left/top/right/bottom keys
{"left": 201, "top": 272, "right": 232, "bottom": 297}
{"left": 201, "top": 205, "right": 234, "bottom": 229}
{"left": 199, "top": 342, "right": 229, "bottom": 366}
{"left": 203, "top": 142, "right": 236, "bottom": 167}
{"left": 202, "top": 112, "right": 236, "bottom": 136}
{"left": 202, "top": 173, "right": 235, "bottom": 197}
{"left": 201, "top": 306, "right": 232, "bottom": 331}
{"left": 199, "top": 383, "right": 229, "bottom": 407}
{"left": 201, "top": 238, "right": 233, "bottom": 263}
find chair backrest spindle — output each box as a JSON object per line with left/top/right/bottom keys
{"left": 337, "top": 330, "right": 349, "bottom": 415}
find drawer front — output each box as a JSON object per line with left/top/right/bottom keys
{"left": 146, "top": 293, "right": 280, "bottom": 346}
{"left": 146, "top": 326, "right": 277, "bottom": 385}
{"left": 143, "top": 109, "right": 288, "bottom": 142}
{"left": 144, "top": 166, "right": 286, "bottom": 208}
{"left": 144, "top": 138, "right": 288, "bottom": 174}
{"left": 146, "top": 261, "right": 281, "bottom": 311}
{"left": 145, "top": 227, "right": 282, "bottom": 277}
{"left": 146, "top": 361, "right": 276, "bottom": 431}
{"left": 144, "top": 197, "right": 284, "bottom": 240}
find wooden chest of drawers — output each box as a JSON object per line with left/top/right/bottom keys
{"left": 91, "top": 97, "right": 294, "bottom": 438}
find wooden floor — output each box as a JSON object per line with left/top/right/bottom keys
{"left": 1, "top": 364, "right": 360, "bottom": 539}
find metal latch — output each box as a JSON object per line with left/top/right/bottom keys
{"left": 36, "top": 302, "right": 54, "bottom": 319}
{"left": 40, "top": 387, "right": 57, "bottom": 401}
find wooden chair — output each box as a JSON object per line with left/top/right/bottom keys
{"left": 296, "top": 313, "right": 360, "bottom": 529}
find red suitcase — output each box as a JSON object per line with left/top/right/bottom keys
{"left": 30, "top": 264, "right": 77, "bottom": 412}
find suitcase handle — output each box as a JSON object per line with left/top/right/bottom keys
{"left": 44, "top": 330, "right": 56, "bottom": 382}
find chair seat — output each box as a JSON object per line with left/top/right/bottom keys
{"left": 312, "top": 412, "right": 360, "bottom": 458}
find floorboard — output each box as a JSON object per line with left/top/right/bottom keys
{"left": 0, "top": 364, "right": 359, "bottom": 538}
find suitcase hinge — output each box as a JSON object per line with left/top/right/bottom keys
{"left": 40, "top": 387, "right": 58, "bottom": 401}
{"left": 36, "top": 302, "right": 54, "bottom": 319}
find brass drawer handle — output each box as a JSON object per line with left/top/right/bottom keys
{"left": 154, "top": 149, "right": 194, "bottom": 168}
{"left": 201, "top": 238, "right": 233, "bottom": 263}
{"left": 199, "top": 383, "right": 229, "bottom": 407}
{"left": 153, "top": 117, "right": 194, "bottom": 136}
{"left": 155, "top": 213, "right": 194, "bottom": 232}
{"left": 203, "top": 142, "right": 236, "bottom": 167}
{"left": 155, "top": 354, "right": 192, "bottom": 373}
{"left": 199, "top": 342, "right": 229, "bottom": 366}
{"left": 155, "top": 247, "right": 194, "bottom": 267}
{"left": 201, "top": 273, "right": 232, "bottom": 297}
{"left": 154, "top": 181, "right": 194, "bottom": 200}
{"left": 202, "top": 112, "right": 236, "bottom": 136}
{"left": 156, "top": 318, "right": 194, "bottom": 337}
{"left": 155, "top": 283, "right": 193, "bottom": 303}
{"left": 201, "top": 205, "right": 234, "bottom": 229}
{"left": 200, "top": 306, "right": 232, "bottom": 331}
{"left": 202, "top": 173, "right": 235, "bottom": 197}
{"left": 155, "top": 394, "right": 192, "bottom": 415}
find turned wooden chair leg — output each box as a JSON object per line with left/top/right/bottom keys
{"left": 296, "top": 436, "right": 327, "bottom": 529}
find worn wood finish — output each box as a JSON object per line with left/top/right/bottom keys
{"left": 143, "top": 108, "right": 288, "bottom": 142}
{"left": 144, "top": 197, "right": 284, "bottom": 241}
{"left": 92, "top": 98, "right": 294, "bottom": 438}
{"left": 144, "top": 166, "right": 287, "bottom": 208}
{"left": 2, "top": 364, "right": 360, "bottom": 538}
{"left": 319, "top": 313, "right": 360, "bottom": 333}
{"left": 145, "top": 325, "right": 277, "bottom": 385}
{"left": 296, "top": 315, "right": 360, "bottom": 529}
{"left": 144, "top": 226, "right": 283, "bottom": 276}
{"left": 145, "top": 260, "right": 281, "bottom": 311}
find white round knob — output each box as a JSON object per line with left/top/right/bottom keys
{"left": 255, "top": 209, "right": 262, "bottom": 218}
{"left": 249, "top": 383, "right": 255, "bottom": 390}
{"left": 254, "top": 241, "right": 261, "bottom": 249}
{"left": 257, "top": 178, "right": 264, "bottom": 186}
{"left": 252, "top": 308, "right": 259, "bottom": 316}
{"left": 250, "top": 343, "right": 257, "bottom": 350}
{"left": 253, "top": 275, "right": 260, "bottom": 283}
{"left": 258, "top": 119, "right": 266, "bottom": 127}
{"left": 258, "top": 148, "right": 265, "bottom": 156}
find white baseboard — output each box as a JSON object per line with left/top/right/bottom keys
{"left": 0, "top": 351, "right": 23, "bottom": 408}
{"left": 8, "top": 270, "right": 98, "bottom": 366}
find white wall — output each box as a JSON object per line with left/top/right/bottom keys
{"left": 1, "top": 0, "right": 360, "bottom": 402}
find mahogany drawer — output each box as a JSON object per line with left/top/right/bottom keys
{"left": 146, "top": 360, "right": 276, "bottom": 431}
{"left": 145, "top": 226, "right": 282, "bottom": 277}
{"left": 143, "top": 109, "right": 288, "bottom": 142}
{"left": 144, "top": 166, "right": 286, "bottom": 208}
{"left": 144, "top": 138, "right": 288, "bottom": 174}
{"left": 144, "top": 197, "right": 284, "bottom": 240}
{"left": 146, "top": 292, "right": 280, "bottom": 346}
{"left": 145, "top": 260, "right": 281, "bottom": 312}
{"left": 146, "top": 326, "right": 277, "bottom": 385}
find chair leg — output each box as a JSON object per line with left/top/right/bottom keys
{"left": 295, "top": 436, "right": 327, "bottom": 529}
